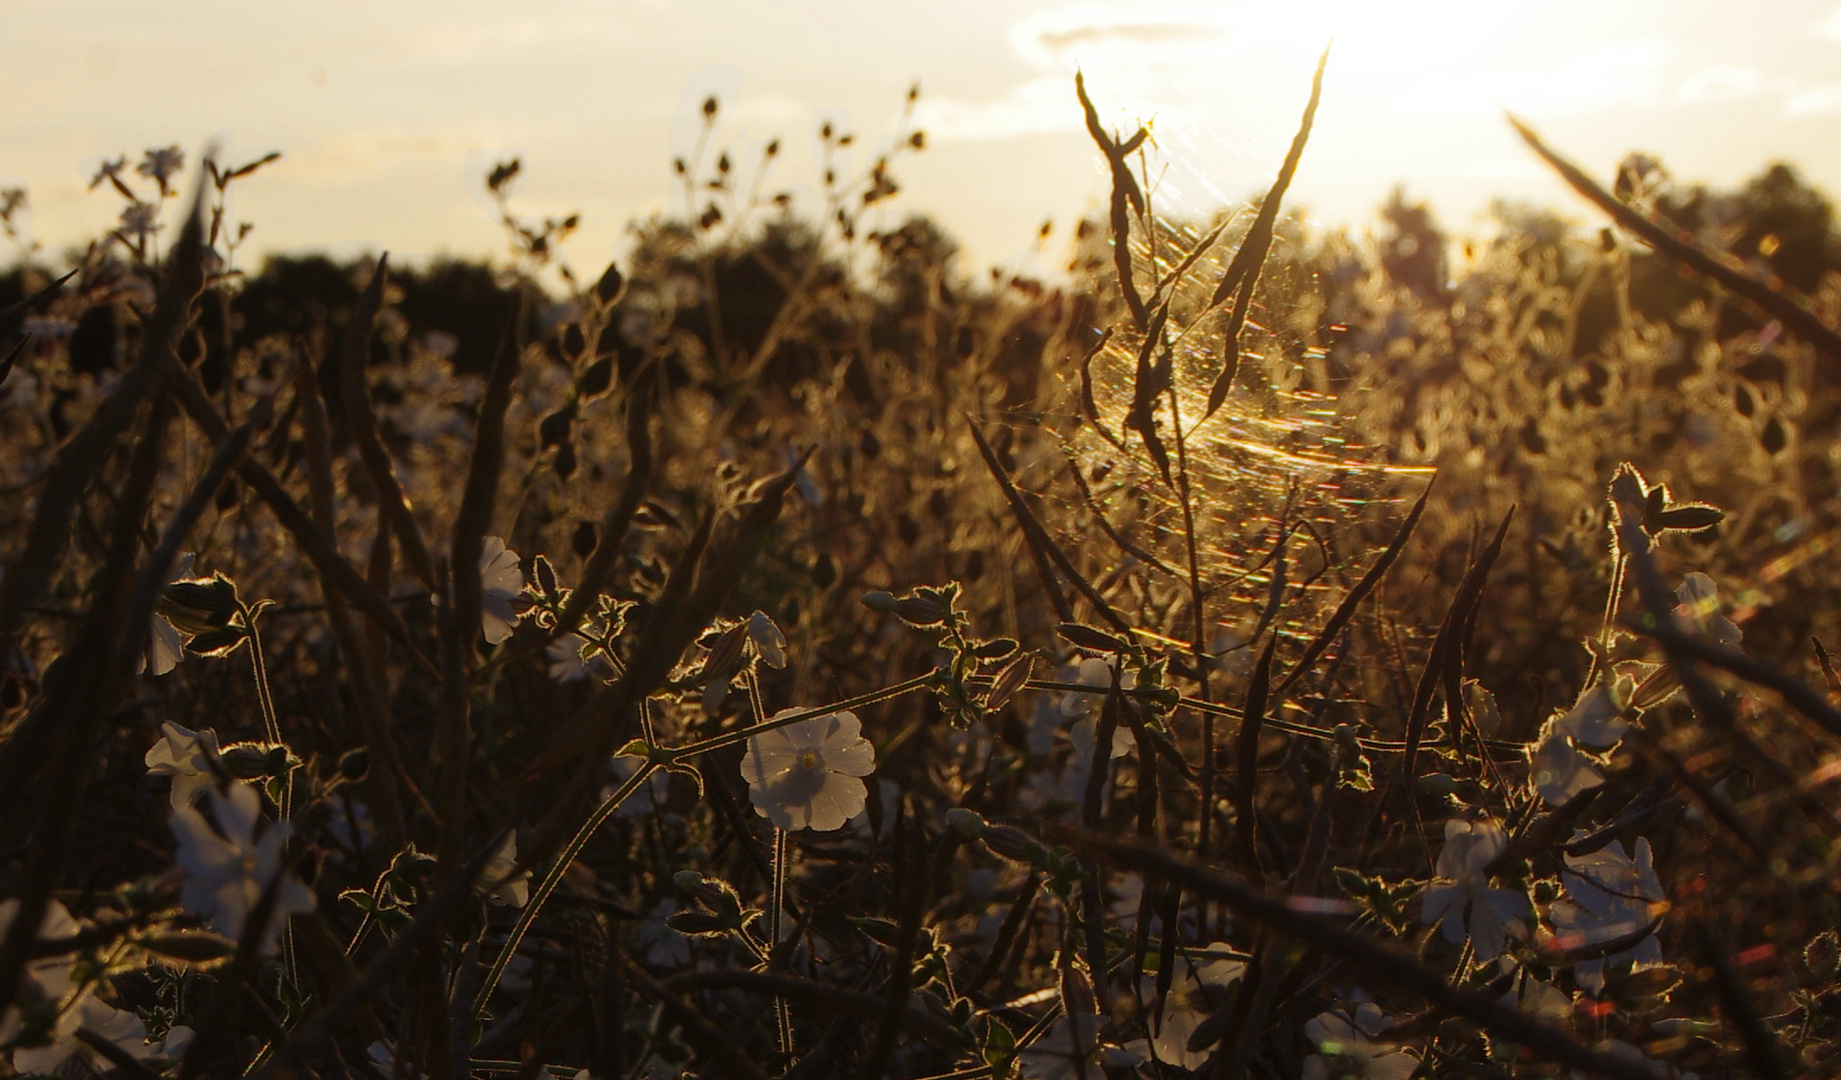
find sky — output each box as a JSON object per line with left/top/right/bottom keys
{"left": 9, "top": 1, "right": 1841, "bottom": 277}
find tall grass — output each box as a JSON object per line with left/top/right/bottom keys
{"left": 0, "top": 67, "right": 1838, "bottom": 1080}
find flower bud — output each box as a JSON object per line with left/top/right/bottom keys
{"left": 162, "top": 574, "right": 240, "bottom": 634}
{"left": 700, "top": 623, "right": 748, "bottom": 681}
{"left": 945, "top": 808, "right": 987, "bottom": 839}
{"left": 747, "top": 611, "right": 788, "bottom": 669}
{"left": 1060, "top": 964, "right": 1097, "bottom": 1019}
{"left": 1332, "top": 723, "right": 1362, "bottom": 754}
{"left": 861, "top": 590, "right": 946, "bottom": 626}
{"left": 985, "top": 653, "right": 1034, "bottom": 713}
{"left": 1415, "top": 773, "right": 1459, "bottom": 798}
{"left": 337, "top": 747, "right": 370, "bottom": 782}
{"left": 221, "top": 743, "right": 275, "bottom": 779}
{"left": 981, "top": 825, "right": 1046, "bottom": 865}
{"left": 673, "top": 870, "right": 706, "bottom": 892}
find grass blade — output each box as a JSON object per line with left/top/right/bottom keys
{"left": 1204, "top": 47, "right": 1328, "bottom": 419}
{"left": 451, "top": 294, "right": 527, "bottom": 649}
{"left": 337, "top": 255, "right": 438, "bottom": 589}
{"left": 1276, "top": 483, "right": 1429, "bottom": 697}
{"left": 1511, "top": 115, "right": 1841, "bottom": 362}
{"left": 1234, "top": 637, "right": 1277, "bottom": 879}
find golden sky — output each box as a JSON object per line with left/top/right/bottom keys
{"left": 10, "top": 1, "right": 1841, "bottom": 275}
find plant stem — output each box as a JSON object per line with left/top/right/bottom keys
{"left": 770, "top": 826, "right": 792, "bottom": 1054}
{"left": 471, "top": 763, "right": 658, "bottom": 1022}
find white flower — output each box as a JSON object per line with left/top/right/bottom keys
{"left": 1570, "top": 1039, "right": 1699, "bottom": 1080}
{"left": 138, "top": 552, "right": 201, "bottom": 676}
{"left": 142, "top": 614, "right": 187, "bottom": 676}
{"left": 1486, "top": 973, "right": 1571, "bottom": 1061}
{"left": 1302, "top": 1004, "right": 1419, "bottom": 1080}
{"left": 0, "top": 898, "right": 79, "bottom": 1050}
{"left": 151, "top": 1025, "right": 194, "bottom": 1059}
{"left": 1528, "top": 724, "right": 1605, "bottom": 807}
{"left": 1058, "top": 656, "right": 1135, "bottom": 718}
{"left": 747, "top": 611, "right": 788, "bottom": 669}
{"left": 1140, "top": 945, "right": 1246, "bottom": 1070}
{"left": 479, "top": 536, "right": 526, "bottom": 645}
{"left": 740, "top": 710, "right": 876, "bottom": 832}
{"left": 13, "top": 994, "right": 154, "bottom": 1076}
{"left": 480, "top": 832, "right": 530, "bottom": 908}
{"left": 1465, "top": 681, "right": 1502, "bottom": 738}
{"left": 1552, "top": 683, "right": 1630, "bottom": 748}
{"left": 1018, "top": 1016, "right": 1145, "bottom": 1080}
{"left": 603, "top": 757, "right": 670, "bottom": 820}
{"left": 1673, "top": 572, "right": 1741, "bottom": 648}
{"left": 639, "top": 898, "right": 692, "bottom": 967}
{"left": 1505, "top": 975, "right": 1572, "bottom": 1021}
{"left": 547, "top": 633, "right": 613, "bottom": 683}
{"left": 137, "top": 145, "right": 185, "bottom": 188}
{"left": 368, "top": 1040, "right": 428, "bottom": 1080}
{"left": 144, "top": 721, "right": 221, "bottom": 808}
{"left": 1068, "top": 712, "right": 1135, "bottom": 764}
{"left": 119, "top": 201, "right": 160, "bottom": 242}
{"left": 171, "top": 780, "right": 316, "bottom": 955}
{"left": 1421, "top": 819, "right": 1532, "bottom": 959}
{"left": 1551, "top": 839, "right": 1665, "bottom": 994}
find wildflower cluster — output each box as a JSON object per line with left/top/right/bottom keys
{"left": 0, "top": 62, "right": 1837, "bottom": 1080}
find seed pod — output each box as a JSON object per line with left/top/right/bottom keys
{"left": 338, "top": 747, "right": 370, "bottom": 782}
{"left": 699, "top": 622, "right": 748, "bottom": 686}
{"left": 539, "top": 404, "right": 575, "bottom": 449}
{"left": 571, "top": 520, "right": 597, "bottom": 558}
{"left": 985, "top": 653, "right": 1035, "bottom": 713}
{"left": 594, "top": 262, "right": 625, "bottom": 305}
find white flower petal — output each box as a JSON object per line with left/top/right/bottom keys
{"left": 481, "top": 594, "right": 519, "bottom": 646}
{"left": 479, "top": 537, "right": 525, "bottom": 596}
{"left": 211, "top": 781, "right": 264, "bottom": 849}
{"left": 1554, "top": 685, "right": 1630, "bottom": 748}
{"left": 141, "top": 614, "right": 187, "bottom": 676}
{"left": 1529, "top": 729, "right": 1603, "bottom": 806}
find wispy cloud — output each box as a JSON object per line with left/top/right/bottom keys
{"left": 1813, "top": 3, "right": 1841, "bottom": 40}
{"left": 1786, "top": 84, "right": 1841, "bottom": 116}
{"left": 1676, "top": 65, "right": 1762, "bottom": 104}
{"left": 288, "top": 126, "right": 511, "bottom": 182}
{"left": 1387, "top": 40, "right": 1671, "bottom": 116}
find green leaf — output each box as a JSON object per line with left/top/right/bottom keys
{"left": 984, "top": 1016, "right": 1016, "bottom": 1070}
{"left": 971, "top": 637, "right": 1019, "bottom": 661}
{"left": 1655, "top": 504, "right": 1724, "bottom": 533}
{"left": 614, "top": 739, "right": 650, "bottom": 760}
{"left": 1056, "top": 622, "right": 1129, "bottom": 654}
{"left": 667, "top": 911, "right": 728, "bottom": 936}
{"left": 853, "top": 916, "right": 903, "bottom": 949}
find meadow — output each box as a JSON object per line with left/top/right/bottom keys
{"left": 1, "top": 62, "right": 1840, "bottom": 1080}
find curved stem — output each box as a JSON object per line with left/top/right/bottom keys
{"left": 667, "top": 671, "right": 936, "bottom": 761}
{"left": 471, "top": 763, "right": 658, "bottom": 1022}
